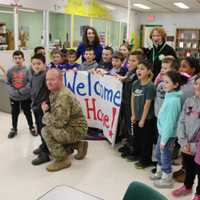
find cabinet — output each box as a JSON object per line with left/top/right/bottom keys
{"left": 0, "top": 23, "right": 8, "bottom": 50}
{"left": 176, "top": 29, "right": 200, "bottom": 58}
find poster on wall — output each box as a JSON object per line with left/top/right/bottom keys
{"left": 63, "top": 71, "right": 122, "bottom": 146}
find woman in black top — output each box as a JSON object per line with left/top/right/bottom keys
{"left": 148, "top": 27, "right": 177, "bottom": 79}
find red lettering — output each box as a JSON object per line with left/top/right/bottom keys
{"left": 108, "top": 107, "right": 117, "bottom": 138}
{"left": 103, "top": 115, "right": 110, "bottom": 129}
{"left": 84, "top": 98, "right": 97, "bottom": 120}
{"left": 97, "top": 109, "right": 103, "bottom": 121}
{"left": 110, "top": 107, "right": 117, "bottom": 129}
{"left": 84, "top": 100, "right": 117, "bottom": 137}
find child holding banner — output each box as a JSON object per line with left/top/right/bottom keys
{"left": 131, "top": 59, "right": 156, "bottom": 169}
{"left": 109, "top": 51, "right": 126, "bottom": 76}
{"left": 79, "top": 47, "right": 98, "bottom": 71}
{"left": 65, "top": 49, "right": 80, "bottom": 71}
{"left": 95, "top": 46, "right": 113, "bottom": 75}
{"left": 48, "top": 50, "right": 66, "bottom": 70}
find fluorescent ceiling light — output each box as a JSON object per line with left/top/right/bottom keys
{"left": 133, "top": 3, "right": 151, "bottom": 10}
{"left": 0, "top": 0, "right": 10, "bottom": 5}
{"left": 0, "top": 10, "right": 13, "bottom": 14}
{"left": 18, "top": 8, "right": 36, "bottom": 13}
{"left": 104, "top": 4, "right": 116, "bottom": 10}
{"left": 174, "top": 2, "right": 189, "bottom": 9}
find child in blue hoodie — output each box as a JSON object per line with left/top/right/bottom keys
{"left": 151, "top": 71, "right": 184, "bottom": 188}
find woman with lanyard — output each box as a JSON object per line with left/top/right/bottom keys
{"left": 149, "top": 27, "right": 177, "bottom": 79}
{"left": 76, "top": 26, "right": 103, "bottom": 63}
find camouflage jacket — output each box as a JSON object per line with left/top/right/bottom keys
{"left": 43, "top": 86, "right": 87, "bottom": 130}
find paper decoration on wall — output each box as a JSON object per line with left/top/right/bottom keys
{"left": 179, "top": 42, "right": 184, "bottom": 48}
{"left": 129, "top": 32, "right": 138, "bottom": 49}
{"left": 19, "top": 26, "right": 29, "bottom": 48}
{"left": 64, "top": 0, "right": 112, "bottom": 20}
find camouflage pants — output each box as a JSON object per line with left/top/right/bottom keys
{"left": 42, "top": 125, "right": 85, "bottom": 161}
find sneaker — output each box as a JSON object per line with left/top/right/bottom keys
{"left": 121, "top": 150, "right": 130, "bottom": 158}
{"left": 33, "top": 147, "right": 41, "bottom": 155}
{"left": 192, "top": 194, "right": 200, "bottom": 200}
{"left": 135, "top": 161, "right": 152, "bottom": 169}
{"left": 32, "top": 153, "right": 50, "bottom": 165}
{"left": 172, "top": 185, "right": 192, "bottom": 197}
{"left": 173, "top": 168, "right": 185, "bottom": 183}
{"left": 126, "top": 155, "right": 139, "bottom": 162}
{"left": 29, "top": 127, "right": 38, "bottom": 136}
{"left": 154, "top": 172, "right": 173, "bottom": 188}
{"left": 173, "top": 168, "right": 185, "bottom": 178}
{"left": 150, "top": 172, "right": 162, "bottom": 180}
{"left": 8, "top": 128, "right": 17, "bottom": 139}
{"left": 150, "top": 165, "right": 162, "bottom": 180}
{"left": 118, "top": 144, "right": 129, "bottom": 153}
{"left": 151, "top": 167, "right": 157, "bottom": 174}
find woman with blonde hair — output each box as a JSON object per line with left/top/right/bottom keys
{"left": 149, "top": 27, "right": 177, "bottom": 79}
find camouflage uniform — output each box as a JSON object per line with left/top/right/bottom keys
{"left": 42, "top": 87, "right": 88, "bottom": 161}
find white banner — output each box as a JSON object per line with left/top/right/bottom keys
{"left": 63, "top": 71, "right": 122, "bottom": 145}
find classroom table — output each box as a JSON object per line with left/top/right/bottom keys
{"left": 37, "top": 185, "right": 104, "bottom": 200}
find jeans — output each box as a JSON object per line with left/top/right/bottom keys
{"left": 155, "top": 136, "right": 175, "bottom": 173}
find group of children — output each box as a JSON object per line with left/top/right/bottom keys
{"left": 47, "top": 45, "right": 127, "bottom": 76}
{"left": 1, "top": 41, "right": 200, "bottom": 199}
{"left": 1, "top": 44, "right": 133, "bottom": 165}
{"left": 4, "top": 50, "right": 50, "bottom": 165}
{"left": 118, "top": 52, "right": 200, "bottom": 200}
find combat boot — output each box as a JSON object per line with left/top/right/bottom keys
{"left": 46, "top": 155, "right": 71, "bottom": 172}
{"left": 74, "top": 140, "right": 88, "bottom": 160}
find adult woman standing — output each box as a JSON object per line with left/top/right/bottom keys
{"left": 76, "top": 26, "right": 103, "bottom": 63}
{"left": 149, "top": 27, "right": 177, "bottom": 78}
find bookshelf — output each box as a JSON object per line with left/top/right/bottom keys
{"left": 0, "top": 23, "right": 8, "bottom": 50}
{"left": 176, "top": 28, "right": 200, "bottom": 58}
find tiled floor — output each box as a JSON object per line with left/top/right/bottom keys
{"left": 0, "top": 111, "right": 194, "bottom": 200}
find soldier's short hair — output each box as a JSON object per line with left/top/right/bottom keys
{"left": 48, "top": 68, "right": 63, "bottom": 80}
